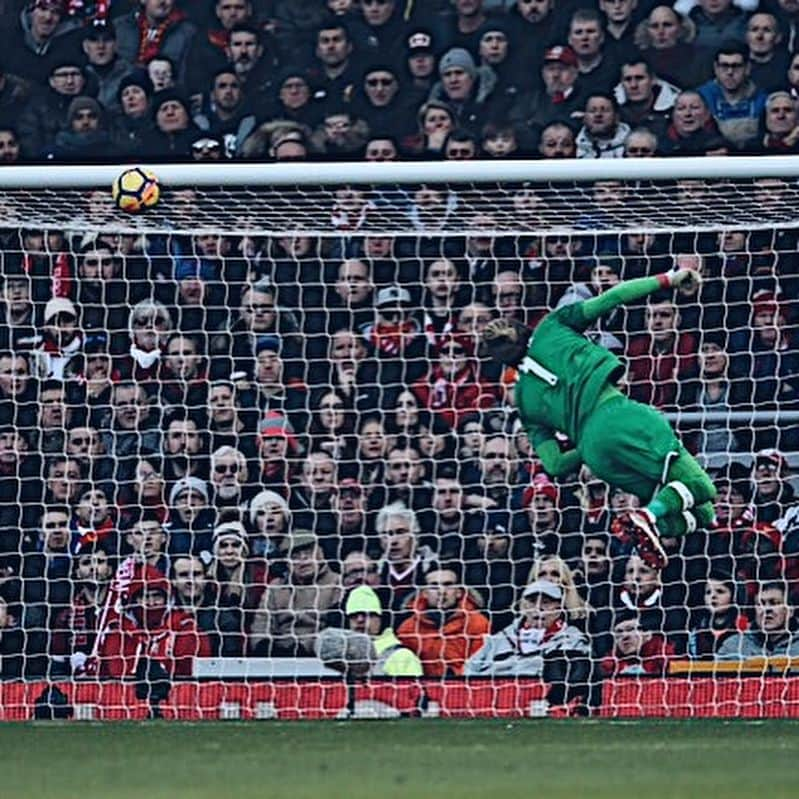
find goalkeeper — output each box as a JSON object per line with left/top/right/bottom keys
{"left": 482, "top": 269, "right": 716, "bottom": 569}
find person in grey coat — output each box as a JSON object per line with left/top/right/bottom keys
{"left": 716, "top": 581, "right": 799, "bottom": 663}
{"left": 465, "top": 579, "right": 596, "bottom": 710}
{"left": 113, "top": 0, "right": 196, "bottom": 84}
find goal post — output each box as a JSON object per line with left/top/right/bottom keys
{"left": 1, "top": 157, "right": 799, "bottom": 720}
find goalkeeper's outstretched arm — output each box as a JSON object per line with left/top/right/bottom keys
{"left": 579, "top": 269, "right": 699, "bottom": 327}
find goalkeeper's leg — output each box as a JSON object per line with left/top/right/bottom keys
{"left": 645, "top": 449, "right": 717, "bottom": 536}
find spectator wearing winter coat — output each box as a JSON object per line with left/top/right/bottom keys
{"left": 615, "top": 59, "right": 679, "bottom": 137}
{"left": 43, "top": 96, "right": 118, "bottom": 162}
{"left": 397, "top": 562, "right": 490, "bottom": 676}
{"left": 82, "top": 21, "right": 135, "bottom": 112}
{"left": 110, "top": 71, "right": 155, "bottom": 157}
{"left": 688, "top": 571, "right": 750, "bottom": 658}
{"left": 249, "top": 531, "right": 341, "bottom": 657}
{"left": 0, "top": 0, "right": 83, "bottom": 85}
{"left": 427, "top": 48, "right": 500, "bottom": 134}
{"left": 344, "top": 585, "right": 423, "bottom": 677}
{"left": 114, "top": 0, "right": 196, "bottom": 83}
{"left": 717, "top": 581, "right": 799, "bottom": 661}
{"left": 141, "top": 89, "right": 202, "bottom": 160}
{"left": 576, "top": 93, "right": 631, "bottom": 158}
{"left": 17, "top": 57, "right": 90, "bottom": 160}
{"left": 464, "top": 578, "right": 591, "bottom": 678}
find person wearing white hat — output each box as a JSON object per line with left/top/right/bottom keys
{"left": 36, "top": 296, "right": 82, "bottom": 380}
{"left": 464, "top": 579, "right": 591, "bottom": 683}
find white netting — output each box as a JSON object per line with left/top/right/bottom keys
{"left": 1, "top": 161, "right": 799, "bottom": 720}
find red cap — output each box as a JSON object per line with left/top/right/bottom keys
{"left": 258, "top": 410, "right": 299, "bottom": 453}
{"left": 543, "top": 46, "right": 578, "bottom": 68}
{"left": 522, "top": 474, "right": 559, "bottom": 507}
{"left": 752, "top": 290, "right": 782, "bottom": 319}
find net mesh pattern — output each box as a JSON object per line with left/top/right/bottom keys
{"left": 0, "top": 174, "right": 798, "bottom": 719}
{"left": 2, "top": 176, "right": 799, "bottom": 236}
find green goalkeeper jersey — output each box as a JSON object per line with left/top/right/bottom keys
{"left": 514, "top": 275, "right": 664, "bottom": 477}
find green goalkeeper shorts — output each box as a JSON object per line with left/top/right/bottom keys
{"left": 578, "top": 395, "right": 682, "bottom": 502}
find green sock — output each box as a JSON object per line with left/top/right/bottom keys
{"left": 647, "top": 487, "right": 682, "bottom": 519}
{"left": 655, "top": 513, "right": 687, "bottom": 537}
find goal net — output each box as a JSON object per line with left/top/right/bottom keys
{"left": 1, "top": 158, "right": 798, "bottom": 721}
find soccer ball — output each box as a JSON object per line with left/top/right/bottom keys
{"left": 112, "top": 167, "right": 161, "bottom": 213}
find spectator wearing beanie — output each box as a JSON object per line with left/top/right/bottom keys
{"left": 110, "top": 70, "right": 155, "bottom": 156}
{"left": 142, "top": 88, "right": 202, "bottom": 159}
{"left": 351, "top": 62, "right": 417, "bottom": 141}
{"left": 428, "top": 47, "right": 498, "bottom": 134}
{"left": 262, "top": 67, "right": 325, "bottom": 130}
{"left": 82, "top": 21, "right": 134, "bottom": 112}
{"left": 43, "top": 95, "right": 117, "bottom": 161}
{"left": 1, "top": 0, "right": 83, "bottom": 85}
{"left": 17, "top": 57, "right": 90, "bottom": 159}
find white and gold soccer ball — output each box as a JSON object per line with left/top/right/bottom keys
{"left": 111, "top": 167, "right": 161, "bottom": 213}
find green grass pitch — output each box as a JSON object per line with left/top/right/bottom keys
{"left": 2, "top": 719, "right": 798, "bottom": 799}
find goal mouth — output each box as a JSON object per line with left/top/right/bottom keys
{"left": 2, "top": 156, "right": 799, "bottom": 720}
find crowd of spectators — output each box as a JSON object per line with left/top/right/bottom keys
{"left": 5, "top": 0, "right": 799, "bottom": 162}
{"left": 0, "top": 211, "right": 797, "bottom": 715}
{"left": 1, "top": 0, "right": 799, "bottom": 713}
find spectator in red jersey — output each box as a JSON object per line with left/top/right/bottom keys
{"left": 688, "top": 571, "right": 749, "bottom": 658}
{"left": 626, "top": 295, "right": 699, "bottom": 411}
{"left": 412, "top": 334, "right": 498, "bottom": 429}
{"left": 361, "top": 285, "right": 429, "bottom": 386}
{"left": 98, "top": 564, "right": 211, "bottom": 679}
{"left": 396, "top": 561, "right": 490, "bottom": 676}
{"left": 71, "top": 486, "right": 116, "bottom": 555}
{"left": 600, "top": 610, "right": 676, "bottom": 676}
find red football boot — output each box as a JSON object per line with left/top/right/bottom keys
{"left": 627, "top": 508, "right": 668, "bottom": 570}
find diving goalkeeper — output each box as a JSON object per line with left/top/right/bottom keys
{"left": 482, "top": 269, "right": 716, "bottom": 569}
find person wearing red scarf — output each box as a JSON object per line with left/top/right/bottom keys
{"left": 412, "top": 333, "right": 498, "bottom": 429}
{"left": 114, "top": 0, "right": 196, "bottom": 78}
{"left": 98, "top": 564, "right": 211, "bottom": 678}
